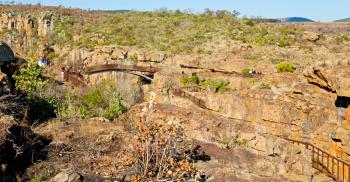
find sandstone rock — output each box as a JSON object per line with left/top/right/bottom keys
{"left": 304, "top": 67, "right": 335, "bottom": 93}
{"left": 345, "top": 107, "right": 350, "bottom": 121}
{"left": 50, "top": 170, "right": 81, "bottom": 182}
{"left": 303, "top": 31, "right": 320, "bottom": 42}
{"left": 304, "top": 66, "right": 350, "bottom": 97}
{"left": 326, "top": 66, "right": 350, "bottom": 97}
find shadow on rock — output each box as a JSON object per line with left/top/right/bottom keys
{"left": 0, "top": 124, "right": 51, "bottom": 181}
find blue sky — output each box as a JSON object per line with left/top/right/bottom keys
{"left": 10, "top": 0, "right": 350, "bottom": 22}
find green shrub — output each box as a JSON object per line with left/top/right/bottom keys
{"left": 199, "top": 79, "right": 230, "bottom": 93}
{"left": 180, "top": 76, "right": 229, "bottom": 93}
{"left": 60, "top": 80, "right": 127, "bottom": 120}
{"left": 235, "top": 138, "right": 249, "bottom": 148}
{"left": 30, "top": 169, "right": 60, "bottom": 182}
{"left": 243, "top": 18, "right": 254, "bottom": 26}
{"left": 180, "top": 76, "right": 200, "bottom": 86}
{"left": 276, "top": 63, "right": 296, "bottom": 73}
{"left": 218, "top": 135, "right": 249, "bottom": 149}
{"left": 14, "top": 61, "right": 57, "bottom": 121}
{"left": 14, "top": 62, "right": 50, "bottom": 95}
{"left": 336, "top": 34, "right": 350, "bottom": 43}
{"left": 277, "top": 38, "right": 291, "bottom": 47}
{"left": 259, "top": 83, "right": 271, "bottom": 89}
{"left": 249, "top": 78, "right": 260, "bottom": 84}
{"left": 242, "top": 68, "right": 251, "bottom": 75}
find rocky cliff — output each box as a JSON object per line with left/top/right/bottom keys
{"left": 0, "top": 5, "right": 349, "bottom": 181}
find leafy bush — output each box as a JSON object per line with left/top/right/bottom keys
{"left": 14, "top": 62, "right": 50, "bottom": 95}
{"left": 276, "top": 63, "right": 296, "bottom": 73}
{"left": 60, "top": 80, "right": 127, "bottom": 120}
{"left": 14, "top": 62, "right": 57, "bottom": 121}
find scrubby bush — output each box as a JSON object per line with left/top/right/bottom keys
{"left": 180, "top": 76, "right": 200, "bottom": 86}
{"left": 270, "top": 58, "right": 284, "bottom": 64}
{"left": 180, "top": 76, "right": 230, "bottom": 93}
{"left": 276, "top": 63, "right": 296, "bottom": 73}
{"left": 243, "top": 18, "right": 254, "bottom": 26}
{"left": 218, "top": 135, "right": 249, "bottom": 149}
{"left": 336, "top": 34, "right": 350, "bottom": 43}
{"left": 199, "top": 79, "right": 230, "bottom": 93}
{"left": 259, "top": 83, "right": 271, "bottom": 89}
{"left": 248, "top": 78, "right": 260, "bottom": 84}
{"left": 60, "top": 80, "right": 127, "bottom": 120}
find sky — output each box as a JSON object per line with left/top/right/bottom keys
{"left": 8, "top": 0, "right": 350, "bottom": 22}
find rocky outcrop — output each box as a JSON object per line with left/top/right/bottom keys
{"left": 304, "top": 67, "right": 335, "bottom": 93}
{"left": 0, "top": 12, "right": 55, "bottom": 37}
{"left": 303, "top": 31, "right": 320, "bottom": 42}
{"left": 126, "top": 103, "right": 333, "bottom": 181}
{"left": 304, "top": 66, "right": 350, "bottom": 97}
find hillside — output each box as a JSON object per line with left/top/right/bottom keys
{"left": 0, "top": 5, "right": 350, "bottom": 181}
{"left": 335, "top": 17, "right": 350, "bottom": 22}
{"left": 282, "top": 17, "right": 314, "bottom": 22}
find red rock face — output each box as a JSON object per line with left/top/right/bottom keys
{"left": 345, "top": 106, "right": 350, "bottom": 121}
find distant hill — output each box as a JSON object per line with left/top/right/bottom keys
{"left": 281, "top": 17, "right": 314, "bottom": 22}
{"left": 334, "top": 18, "right": 350, "bottom": 22}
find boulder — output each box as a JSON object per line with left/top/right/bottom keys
{"left": 0, "top": 42, "right": 14, "bottom": 64}
{"left": 303, "top": 31, "right": 320, "bottom": 42}
{"left": 50, "top": 170, "right": 81, "bottom": 182}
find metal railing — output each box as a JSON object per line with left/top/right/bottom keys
{"left": 285, "top": 138, "right": 350, "bottom": 182}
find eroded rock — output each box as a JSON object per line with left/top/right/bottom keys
{"left": 303, "top": 31, "right": 320, "bottom": 42}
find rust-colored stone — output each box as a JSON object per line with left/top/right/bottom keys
{"left": 345, "top": 106, "right": 350, "bottom": 121}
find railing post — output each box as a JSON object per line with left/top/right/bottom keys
{"left": 332, "top": 158, "right": 335, "bottom": 176}
{"left": 318, "top": 148, "right": 320, "bottom": 167}
{"left": 338, "top": 159, "right": 340, "bottom": 180}
{"left": 322, "top": 152, "right": 324, "bottom": 166}
{"left": 327, "top": 153, "right": 329, "bottom": 170}
{"left": 342, "top": 162, "right": 345, "bottom": 182}
{"left": 312, "top": 146, "right": 314, "bottom": 166}
{"left": 347, "top": 164, "right": 350, "bottom": 182}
